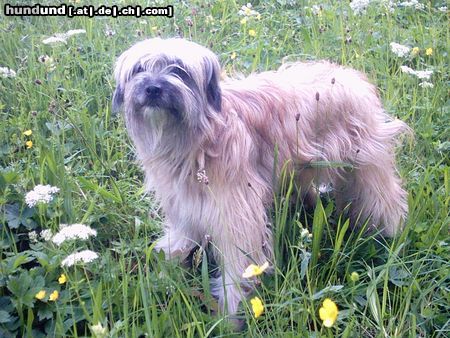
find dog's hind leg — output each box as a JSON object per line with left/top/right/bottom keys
{"left": 333, "top": 133, "right": 408, "bottom": 236}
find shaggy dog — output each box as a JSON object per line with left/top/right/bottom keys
{"left": 113, "top": 37, "right": 409, "bottom": 316}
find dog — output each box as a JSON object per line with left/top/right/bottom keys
{"left": 112, "top": 37, "right": 409, "bottom": 317}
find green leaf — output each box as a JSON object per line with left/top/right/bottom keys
{"left": 3, "top": 204, "right": 36, "bottom": 230}
{"left": 0, "top": 310, "right": 13, "bottom": 324}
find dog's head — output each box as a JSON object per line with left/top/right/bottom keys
{"left": 113, "top": 38, "right": 222, "bottom": 137}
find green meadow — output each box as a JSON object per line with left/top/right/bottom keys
{"left": 0, "top": 0, "right": 448, "bottom": 337}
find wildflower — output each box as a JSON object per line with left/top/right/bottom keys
{"left": 311, "top": 5, "right": 322, "bottom": 16}
{"left": 151, "top": 26, "right": 158, "bottom": 31}
{"left": 230, "top": 52, "right": 237, "bottom": 60}
{"left": 40, "top": 229, "right": 53, "bottom": 241}
{"left": 300, "top": 228, "right": 311, "bottom": 239}
{"left": 319, "top": 298, "right": 339, "bottom": 327}
{"left": 399, "top": 0, "right": 424, "bottom": 10}
{"left": 243, "top": 262, "right": 269, "bottom": 278}
{"left": 250, "top": 297, "right": 264, "bottom": 318}
{"left": 23, "top": 129, "right": 32, "bottom": 136}
{"left": 25, "top": 184, "right": 59, "bottom": 207}
{"left": 248, "top": 29, "right": 256, "bottom": 37}
{"left": 400, "top": 65, "right": 433, "bottom": 80}
{"left": 91, "top": 322, "right": 108, "bottom": 337}
{"left": 240, "top": 17, "right": 248, "bottom": 25}
{"left": 425, "top": 47, "right": 433, "bottom": 56}
{"left": 238, "top": 3, "right": 260, "bottom": 17}
{"left": 25, "top": 140, "right": 33, "bottom": 149}
{"left": 349, "top": 0, "right": 371, "bottom": 15}
{"left": 205, "top": 15, "right": 214, "bottom": 24}
{"left": 49, "top": 290, "right": 59, "bottom": 301}
{"left": 104, "top": 28, "right": 116, "bottom": 37}
{"left": 419, "top": 81, "right": 434, "bottom": 88}
{"left": 52, "top": 223, "right": 97, "bottom": 246}
{"left": 65, "top": 29, "right": 86, "bottom": 37}
{"left": 0, "top": 66, "right": 16, "bottom": 78}
{"left": 42, "top": 29, "right": 86, "bottom": 45}
{"left": 390, "top": 42, "right": 411, "bottom": 57}
{"left": 29, "top": 231, "right": 38, "bottom": 243}
{"left": 196, "top": 169, "right": 209, "bottom": 185}
{"left": 411, "top": 47, "right": 420, "bottom": 56}
{"left": 58, "top": 274, "right": 67, "bottom": 284}
{"left": 61, "top": 250, "right": 99, "bottom": 267}
{"left": 35, "top": 290, "right": 46, "bottom": 300}
{"left": 438, "top": 6, "right": 447, "bottom": 12}
{"left": 350, "top": 271, "right": 360, "bottom": 282}
{"left": 42, "top": 36, "right": 67, "bottom": 45}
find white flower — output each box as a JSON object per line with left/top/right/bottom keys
{"left": 381, "top": 0, "right": 396, "bottom": 13}
{"left": 238, "top": 3, "right": 260, "bottom": 17}
{"left": 400, "top": 65, "right": 433, "bottom": 80}
{"left": 399, "top": 0, "right": 424, "bottom": 10}
{"left": 40, "top": 229, "right": 53, "bottom": 241}
{"left": 300, "top": 228, "right": 310, "bottom": 238}
{"left": 25, "top": 184, "right": 60, "bottom": 207}
{"left": 0, "top": 66, "right": 17, "bottom": 78}
{"left": 29, "top": 231, "right": 38, "bottom": 243}
{"left": 438, "top": 6, "right": 447, "bottom": 12}
{"left": 349, "top": 0, "right": 371, "bottom": 15}
{"left": 65, "top": 29, "right": 86, "bottom": 37}
{"left": 311, "top": 5, "right": 321, "bottom": 15}
{"left": 61, "top": 250, "right": 99, "bottom": 267}
{"left": 419, "top": 81, "right": 434, "bottom": 88}
{"left": 415, "top": 70, "right": 433, "bottom": 80}
{"left": 104, "top": 28, "right": 116, "bottom": 37}
{"left": 52, "top": 223, "right": 97, "bottom": 246}
{"left": 90, "top": 322, "right": 108, "bottom": 337}
{"left": 42, "top": 36, "right": 67, "bottom": 45}
{"left": 390, "top": 42, "right": 411, "bottom": 57}
{"left": 43, "top": 28, "right": 86, "bottom": 45}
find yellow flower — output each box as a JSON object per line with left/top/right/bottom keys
{"left": 425, "top": 48, "right": 433, "bottom": 56}
{"left": 242, "top": 261, "right": 269, "bottom": 278}
{"left": 350, "top": 271, "right": 360, "bottom": 282}
{"left": 319, "top": 298, "right": 339, "bottom": 328}
{"left": 58, "top": 273, "right": 67, "bottom": 284}
{"left": 25, "top": 140, "right": 33, "bottom": 149}
{"left": 248, "top": 29, "right": 256, "bottom": 37}
{"left": 49, "top": 290, "right": 59, "bottom": 301}
{"left": 240, "top": 17, "right": 248, "bottom": 25}
{"left": 230, "top": 52, "right": 237, "bottom": 60}
{"left": 151, "top": 26, "right": 158, "bottom": 31}
{"left": 35, "top": 290, "right": 46, "bottom": 300}
{"left": 23, "top": 129, "right": 32, "bottom": 136}
{"left": 411, "top": 47, "right": 420, "bottom": 56}
{"left": 250, "top": 297, "right": 264, "bottom": 318}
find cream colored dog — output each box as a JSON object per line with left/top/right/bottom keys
{"left": 113, "top": 38, "right": 409, "bottom": 316}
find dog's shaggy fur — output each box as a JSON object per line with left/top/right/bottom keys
{"left": 113, "top": 38, "right": 409, "bottom": 316}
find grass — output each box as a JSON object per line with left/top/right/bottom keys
{"left": 0, "top": 0, "right": 449, "bottom": 337}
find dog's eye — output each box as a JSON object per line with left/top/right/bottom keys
{"left": 171, "top": 67, "right": 189, "bottom": 80}
{"left": 133, "top": 64, "right": 144, "bottom": 74}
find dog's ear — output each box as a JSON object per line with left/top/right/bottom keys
{"left": 205, "top": 60, "right": 222, "bottom": 112}
{"left": 112, "top": 84, "right": 124, "bottom": 113}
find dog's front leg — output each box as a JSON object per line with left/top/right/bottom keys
{"left": 208, "top": 187, "right": 273, "bottom": 317}
{"left": 154, "top": 220, "right": 200, "bottom": 261}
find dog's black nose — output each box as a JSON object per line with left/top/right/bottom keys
{"left": 145, "top": 84, "right": 162, "bottom": 98}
